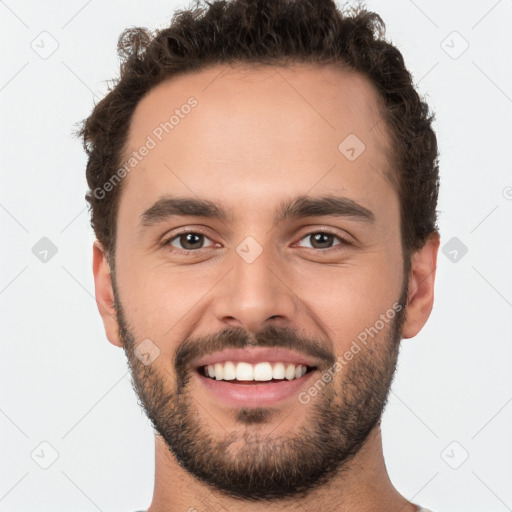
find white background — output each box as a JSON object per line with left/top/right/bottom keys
{"left": 1, "top": 1, "right": 511, "bottom": 511}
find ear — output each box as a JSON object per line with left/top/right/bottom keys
{"left": 402, "top": 231, "right": 440, "bottom": 339}
{"left": 92, "top": 240, "right": 122, "bottom": 347}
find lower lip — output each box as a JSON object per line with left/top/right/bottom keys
{"left": 195, "top": 370, "right": 318, "bottom": 408}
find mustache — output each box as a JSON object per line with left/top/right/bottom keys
{"left": 174, "top": 324, "right": 336, "bottom": 374}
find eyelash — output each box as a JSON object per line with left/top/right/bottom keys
{"left": 162, "top": 228, "right": 352, "bottom": 255}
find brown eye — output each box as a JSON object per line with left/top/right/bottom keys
{"left": 310, "top": 233, "right": 335, "bottom": 249}
{"left": 167, "top": 231, "right": 215, "bottom": 252}
{"left": 296, "top": 231, "right": 350, "bottom": 250}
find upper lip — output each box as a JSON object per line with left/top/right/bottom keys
{"left": 192, "top": 347, "right": 320, "bottom": 370}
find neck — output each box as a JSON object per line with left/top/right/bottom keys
{"left": 146, "top": 425, "right": 417, "bottom": 512}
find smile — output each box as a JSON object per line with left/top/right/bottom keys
{"left": 200, "top": 361, "right": 315, "bottom": 382}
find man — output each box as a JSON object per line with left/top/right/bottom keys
{"left": 81, "top": 0, "right": 440, "bottom": 510}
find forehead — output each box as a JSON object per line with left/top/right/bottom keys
{"left": 119, "top": 63, "right": 396, "bottom": 226}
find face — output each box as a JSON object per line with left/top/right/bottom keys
{"left": 96, "top": 63, "right": 429, "bottom": 501}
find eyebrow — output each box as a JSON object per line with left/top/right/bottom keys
{"left": 139, "top": 194, "right": 375, "bottom": 228}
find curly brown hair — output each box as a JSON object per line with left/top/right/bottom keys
{"left": 79, "top": 0, "right": 439, "bottom": 267}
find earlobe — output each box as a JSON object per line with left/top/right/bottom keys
{"left": 401, "top": 231, "right": 441, "bottom": 339}
{"left": 92, "top": 241, "right": 122, "bottom": 347}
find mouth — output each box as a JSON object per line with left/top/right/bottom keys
{"left": 192, "top": 349, "right": 321, "bottom": 407}
{"left": 197, "top": 361, "right": 317, "bottom": 383}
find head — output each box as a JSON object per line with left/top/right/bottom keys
{"left": 83, "top": 0, "right": 440, "bottom": 502}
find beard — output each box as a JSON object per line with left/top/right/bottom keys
{"left": 112, "top": 272, "right": 408, "bottom": 502}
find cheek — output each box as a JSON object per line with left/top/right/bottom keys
{"left": 115, "top": 255, "right": 218, "bottom": 335}
{"left": 289, "top": 251, "right": 402, "bottom": 349}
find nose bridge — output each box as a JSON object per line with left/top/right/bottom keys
{"left": 213, "top": 236, "right": 296, "bottom": 330}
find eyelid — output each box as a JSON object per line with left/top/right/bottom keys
{"left": 293, "top": 223, "right": 354, "bottom": 243}
{"left": 161, "top": 226, "right": 217, "bottom": 251}
{"left": 293, "top": 229, "right": 353, "bottom": 249}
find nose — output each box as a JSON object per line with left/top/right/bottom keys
{"left": 211, "top": 244, "right": 297, "bottom": 333}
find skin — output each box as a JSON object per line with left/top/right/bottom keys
{"left": 92, "top": 63, "right": 440, "bottom": 512}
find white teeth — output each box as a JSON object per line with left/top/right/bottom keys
{"left": 204, "top": 361, "right": 310, "bottom": 382}
{"left": 223, "top": 361, "right": 236, "bottom": 380}
{"left": 214, "top": 363, "right": 224, "bottom": 380}
{"left": 295, "top": 365, "right": 307, "bottom": 378}
{"left": 253, "top": 362, "right": 273, "bottom": 381}
{"left": 235, "top": 362, "right": 253, "bottom": 381}
{"left": 272, "top": 362, "right": 285, "bottom": 379}
{"left": 285, "top": 364, "right": 296, "bottom": 380}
